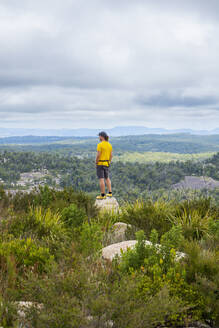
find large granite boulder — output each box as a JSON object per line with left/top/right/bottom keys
{"left": 102, "top": 240, "right": 185, "bottom": 261}
{"left": 95, "top": 197, "right": 119, "bottom": 213}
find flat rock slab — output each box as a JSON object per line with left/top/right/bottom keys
{"left": 95, "top": 197, "right": 119, "bottom": 213}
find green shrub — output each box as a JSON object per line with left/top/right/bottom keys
{"left": 10, "top": 185, "right": 54, "bottom": 212}
{"left": 1, "top": 207, "right": 68, "bottom": 256}
{"left": 118, "top": 228, "right": 207, "bottom": 323}
{"left": 136, "top": 274, "right": 205, "bottom": 325}
{"left": 207, "top": 218, "right": 219, "bottom": 249}
{"left": 19, "top": 265, "right": 88, "bottom": 328}
{"left": 61, "top": 204, "right": 86, "bottom": 228}
{"left": 78, "top": 222, "right": 103, "bottom": 257}
{"left": 108, "top": 272, "right": 191, "bottom": 328}
{"left": 183, "top": 240, "right": 219, "bottom": 282}
{"left": 0, "top": 297, "right": 18, "bottom": 328}
{"left": 9, "top": 186, "right": 97, "bottom": 217}
{"left": 0, "top": 256, "right": 19, "bottom": 327}
{"left": 208, "top": 218, "right": 219, "bottom": 237}
{"left": 0, "top": 238, "right": 54, "bottom": 274}
{"left": 182, "top": 240, "right": 219, "bottom": 322}
{"left": 160, "top": 224, "right": 184, "bottom": 250}
{"left": 119, "top": 227, "right": 185, "bottom": 276}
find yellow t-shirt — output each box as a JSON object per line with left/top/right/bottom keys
{"left": 97, "top": 141, "right": 112, "bottom": 166}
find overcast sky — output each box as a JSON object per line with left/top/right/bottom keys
{"left": 1, "top": 0, "right": 219, "bottom": 130}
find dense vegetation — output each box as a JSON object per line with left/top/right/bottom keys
{"left": 0, "top": 187, "right": 219, "bottom": 327}
{"left": 1, "top": 150, "right": 219, "bottom": 201}
{"left": 0, "top": 139, "right": 219, "bottom": 327}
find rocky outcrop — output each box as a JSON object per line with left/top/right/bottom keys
{"left": 16, "top": 301, "right": 39, "bottom": 318}
{"left": 95, "top": 197, "right": 119, "bottom": 213}
{"left": 172, "top": 175, "right": 219, "bottom": 190}
{"left": 110, "top": 222, "right": 131, "bottom": 243}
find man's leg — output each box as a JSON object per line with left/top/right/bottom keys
{"left": 99, "top": 178, "right": 105, "bottom": 194}
{"left": 96, "top": 166, "right": 106, "bottom": 199}
{"left": 105, "top": 177, "right": 112, "bottom": 193}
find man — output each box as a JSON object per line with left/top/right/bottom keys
{"left": 96, "top": 131, "right": 113, "bottom": 199}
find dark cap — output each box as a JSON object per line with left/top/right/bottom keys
{"left": 98, "top": 131, "right": 109, "bottom": 140}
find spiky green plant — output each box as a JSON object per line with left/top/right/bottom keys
{"left": 120, "top": 199, "right": 174, "bottom": 238}
{"left": 169, "top": 208, "right": 211, "bottom": 240}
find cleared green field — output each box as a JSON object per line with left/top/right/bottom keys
{"left": 114, "top": 151, "right": 216, "bottom": 163}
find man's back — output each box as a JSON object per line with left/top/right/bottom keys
{"left": 97, "top": 141, "right": 112, "bottom": 166}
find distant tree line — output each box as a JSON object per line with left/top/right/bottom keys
{"left": 0, "top": 150, "right": 219, "bottom": 199}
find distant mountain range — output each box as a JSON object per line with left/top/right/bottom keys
{"left": 0, "top": 126, "right": 219, "bottom": 137}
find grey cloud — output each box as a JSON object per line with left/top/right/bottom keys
{"left": 136, "top": 93, "right": 218, "bottom": 108}
{"left": 0, "top": 0, "right": 219, "bottom": 129}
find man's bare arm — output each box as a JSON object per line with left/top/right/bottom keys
{"left": 110, "top": 151, "right": 113, "bottom": 163}
{"left": 96, "top": 151, "right": 101, "bottom": 165}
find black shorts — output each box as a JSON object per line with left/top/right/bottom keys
{"left": 96, "top": 165, "right": 109, "bottom": 179}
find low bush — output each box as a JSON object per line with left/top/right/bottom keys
{"left": 119, "top": 226, "right": 184, "bottom": 274}
{"left": 78, "top": 221, "right": 103, "bottom": 257}
{"left": 207, "top": 218, "right": 219, "bottom": 249}
{"left": 8, "top": 186, "right": 97, "bottom": 217}
{"left": 107, "top": 275, "right": 188, "bottom": 328}
{"left": 0, "top": 297, "right": 18, "bottom": 328}
{"left": 0, "top": 237, "right": 54, "bottom": 274}
{"left": 1, "top": 207, "right": 68, "bottom": 257}
{"left": 61, "top": 204, "right": 87, "bottom": 228}
{"left": 182, "top": 240, "right": 219, "bottom": 323}
{"left": 118, "top": 227, "right": 210, "bottom": 324}
{"left": 120, "top": 199, "right": 173, "bottom": 238}
{"left": 19, "top": 266, "right": 88, "bottom": 328}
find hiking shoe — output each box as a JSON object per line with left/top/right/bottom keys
{"left": 96, "top": 195, "right": 106, "bottom": 200}
{"left": 106, "top": 193, "right": 112, "bottom": 197}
